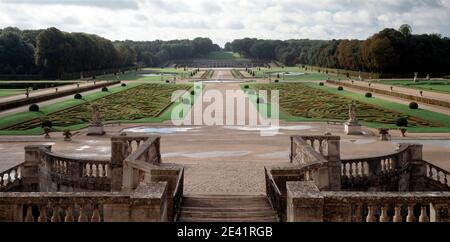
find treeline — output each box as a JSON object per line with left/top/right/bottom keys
{"left": 120, "top": 38, "right": 220, "bottom": 67}
{"left": 0, "top": 27, "right": 136, "bottom": 78}
{"left": 227, "top": 25, "right": 450, "bottom": 74}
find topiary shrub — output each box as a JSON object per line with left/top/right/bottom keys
{"left": 41, "top": 120, "right": 53, "bottom": 128}
{"left": 166, "top": 80, "right": 170, "bottom": 83}
{"left": 337, "top": 86, "right": 344, "bottom": 91}
{"left": 274, "top": 80, "right": 279, "bottom": 83}
{"left": 29, "top": 104, "right": 40, "bottom": 112}
{"left": 319, "top": 82, "right": 324, "bottom": 86}
{"left": 74, "top": 93, "right": 82, "bottom": 99}
{"left": 365, "top": 93, "right": 373, "bottom": 98}
{"left": 256, "top": 97, "right": 264, "bottom": 104}
{"left": 190, "top": 90, "right": 195, "bottom": 95}
{"left": 244, "top": 85, "right": 250, "bottom": 89}
{"left": 102, "top": 87, "right": 109, "bottom": 92}
{"left": 409, "top": 102, "right": 419, "bottom": 109}
{"left": 121, "top": 83, "right": 127, "bottom": 87}
{"left": 182, "top": 98, "right": 190, "bottom": 105}
{"left": 396, "top": 117, "right": 408, "bottom": 127}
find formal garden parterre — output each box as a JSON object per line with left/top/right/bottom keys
{"left": 247, "top": 83, "right": 450, "bottom": 132}
{"left": 0, "top": 83, "right": 192, "bottom": 134}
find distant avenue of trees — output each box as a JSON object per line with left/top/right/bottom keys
{"left": 1, "top": 25, "right": 449, "bottom": 78}
{"left": 0, "top": 27, "right": 136, "bottom": 79}
{"left": 227, "top": 25, "right": 450, "bottom": 74}
{"left": 121, "top": 38, "right": 221, "bottom": 67}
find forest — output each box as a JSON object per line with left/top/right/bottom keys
{"left": 227, "top": 25, "right": 450, "bottom": 74}
{"left": 1, "top": 25, "right": 449, "bottom": 78}
{"left": 0, "top": 27, "right": 136, "bottom": 78}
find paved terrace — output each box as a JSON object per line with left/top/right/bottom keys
{"left": 1, "top": 69, "right": 449, "bottom": 195}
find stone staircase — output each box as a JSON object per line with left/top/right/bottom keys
{"left": 176, "top": 194, "right": 278, "bottom": 222}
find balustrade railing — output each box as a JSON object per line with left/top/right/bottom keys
{"left": 40, "top": 150, "right": 111, "bottom": 191}
{"left": 424, "top": 161, "right": 450, "bottom": 188}
{"left": 0, "top": 164, "right": 23, "bottom": 191}
{"left": 325, "top": 192, "right": 450, "bottom": 222}
{"left": 290, "top": 136, "right": 332, "bottom": 166}
{"left": 265, "top": 167, "right": 283, "bottom": 222}
{"left": 287, "top": 181, "right": 450, "bottom": 222}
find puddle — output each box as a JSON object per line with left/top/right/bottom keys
{"left": 162, "top": 151, "right": 251, "bottom": 158}
{"left": 256, "top": 151, "right": 289, "bottom": 159}
{"left": 123, "top": 127, "right": 200, "bottom": 134}
{"left": 342, "top": 139, "right": 377, "bottom": 145}
{"left": 75, "top": 145, "right": 91, "bottom": 151}
{"left": 197, "top": 80, "right": 244, "bottom": 83}
{"left": 391, "top": 139, "right": 450, "bottom": 148}
{"left": 224, "top": 125, "right": 313, "bottom": 132}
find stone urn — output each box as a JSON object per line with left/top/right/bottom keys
{"left": 63, "top": 130, "right": 72, "bottom": 141}
{"left": 400, "top": 128, "right": 407, "bottom": 137}
{"left": 43, "top": 127, "right": 52, "bottom": 139}
{"left": 379, "top": 128, "right": 390, "bottom": 141}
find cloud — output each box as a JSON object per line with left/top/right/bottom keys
{"left": 0, "top": 0, "right": 139, "bottom": 9}
{"left": 0, "top": 0, "right": 449, "bottom": 46}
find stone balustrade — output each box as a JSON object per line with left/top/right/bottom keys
{"left": 39, "top": 149, "right": 111, "bottom": 192}
{"left": 0, "top": 164, "right": 23, "bottom": 192}
{"left": 287, "top": 181, "right": 450, "bottom": 222}
{"left": 341, "top": 145, "right": 409, "bottom": 191}
{"left": 0, "top": 182, "right": 168, "bottom": 222}
{"left": 424, "top": 161, "right": 450, "bottom": 188}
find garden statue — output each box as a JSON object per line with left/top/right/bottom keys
{"left": 344, "top": 101, "right": 363, "bottom": 135}
{"left": 25, "top": 88, "right": 29, "bottom": 98}
{"left": 426, "top": 74, "right": 430, "bottom": 80}
{"left": 349, "top": 102, "right": 357, "bottom": 122}
{"left": 414, "top": 72, "right": 418, "bottom": 83}
{"left": 87, "top": 104, "right": 105, "bottom": 136}
{"left": 91, "top": 104, "right": 102, "bottom": 126}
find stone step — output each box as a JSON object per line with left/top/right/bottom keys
{"left": 177, "top": 194, "right": 278, "bottom": 222}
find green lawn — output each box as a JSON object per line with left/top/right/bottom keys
{"left": 0, "top": 89, "right": 24, "bottom": 97}
{"left": 376, "top": 79, "right": 450, "bottom": 94}
{"left": 97, "top": 68, "right": 194, "bottom": 82}
{"left": 245, "top": 83, "right": 450, "bottom": 133}
{"left": 207, "top": 51, "right": 241, "bottom": 59}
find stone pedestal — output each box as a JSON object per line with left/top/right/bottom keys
{"left": 344, "top": 121, "right": 363, "bottom": 135}
{"left": 87, "top": 125, "right": 105, "bottom": 136}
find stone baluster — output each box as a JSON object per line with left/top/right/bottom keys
{"left": 354, "top": 203, "right": 363, "bottom": 222}
{"left": 366, "top": 204, "right": 376, "bottom": 222}
{"left": 65, "top": 206, "right": 75, "bottom": 222}
{"left": 380, "top": 204, "right": 389, "bottom": 222}
{"left": 78, "top": 204, "right": 88, "bottom": 222}
{"left": 38, "top": 206, "right": 47, "bottom": 222}
{"left": 91, "top": 206, "right": 101, "bottom": 222}
{"left": 24, "top": 206, "right": 34, "bottom": 222}
{"left": 393, "top": 205, "right": 403, "bottom": 222}
{"left": 406, "top": 204, "right": 415, "bottom": 222}
{"left": 419, "top": 206, "right": 429, "bottom": 222}
{"left": 51, "top": 205, "right": 61, "bottom": 222}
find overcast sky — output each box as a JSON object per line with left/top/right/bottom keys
{"left": 0, "top": 0, "right": 449, "bottom": 46}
